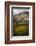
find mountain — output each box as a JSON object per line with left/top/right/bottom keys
{"left": 13, "top": 12, "right": 29, "bottom": 24}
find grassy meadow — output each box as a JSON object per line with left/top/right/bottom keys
{"left": 13, "top": 23, "right": 29, "bottom": 36}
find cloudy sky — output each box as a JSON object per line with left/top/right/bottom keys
{"left": 13, "top": 9, "right": 29, "bottom": 15}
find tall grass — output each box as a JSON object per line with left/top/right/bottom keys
{"left": 13, "top": 23, "right": 29, "bottom": 36}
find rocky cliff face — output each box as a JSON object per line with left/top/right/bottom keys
{"left": 13, "top": 12, "right": 29, "bottom": 24}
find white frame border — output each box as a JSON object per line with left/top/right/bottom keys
{"left": 10, "top": 5, "right": 32, "bottom": 40}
